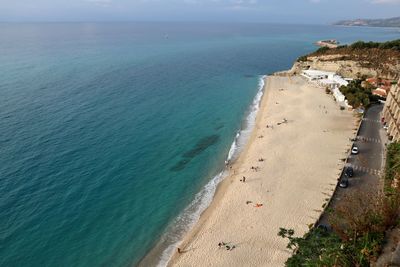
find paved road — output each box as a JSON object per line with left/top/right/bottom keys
{"left": 319, "top": 104, "right": 387, "bottom": 226}
{"left": 347, "top": 104, "right": 386, "bottom": 187}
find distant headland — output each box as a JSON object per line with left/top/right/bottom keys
{"left": 334, "top": 16, "right": 400, "bottom": 28}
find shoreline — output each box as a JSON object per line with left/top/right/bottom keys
{"left": 168, "top": 74, "right": 356, "bottom": 266}
{"left": 166, "top": 75, "right": 273, "bottom": 266}
{"left": 138, "top": 76, "right": 266, "bottom": 267}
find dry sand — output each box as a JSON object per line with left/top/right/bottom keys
{"left": 169, "top": 75, "right": 356, "bottom": 267}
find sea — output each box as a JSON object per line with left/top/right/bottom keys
{"left": 0, "top": 22, "right": 398, "bottom": 267}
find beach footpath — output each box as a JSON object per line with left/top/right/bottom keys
{"left": 169, "top": 75, "right": 356, "bottom": 266}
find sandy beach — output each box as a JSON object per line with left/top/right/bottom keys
{"left": 168, "top": 75, "right": 357, "bottom": 266}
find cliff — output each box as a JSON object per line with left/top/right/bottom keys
{"left": 288, "top": 46, "right": 400, "bottom": 80}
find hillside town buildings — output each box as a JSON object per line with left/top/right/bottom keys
{"left": 383, "top": 80, "right": 400, "bottom": 141}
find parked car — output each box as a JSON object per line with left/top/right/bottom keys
{"left": 339, "top": 177, "right": 349, "bottom": 188}
{"left": 351, "top": 146, "right": 359, "bottom": 155}
{"left": 345, "top": 166, "right": 354, "bottom": 177}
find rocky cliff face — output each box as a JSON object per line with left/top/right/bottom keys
{"left": 289, "top": 54, "right": 400, "bottom": 80}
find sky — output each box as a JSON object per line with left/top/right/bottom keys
{"left": 0, "top": 0, "right": 399, "bottom": 23}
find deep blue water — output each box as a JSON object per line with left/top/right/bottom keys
{"left": 0, "top": 22, "right": 398, "bottom": 267}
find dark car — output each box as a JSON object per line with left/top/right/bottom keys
{"left": 339, "top": 177, "right": 349, "bottom": 188}
{"left": 345, "top": 167, "right": 354, "bottom": 177}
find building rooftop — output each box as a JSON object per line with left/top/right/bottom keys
{"left": 373, "top": 89, "right": 387, "bottom": 97}
{"left": 302, "top": 70, "right": 335, "bottom": 77}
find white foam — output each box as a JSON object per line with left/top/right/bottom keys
{"left": 156, "top": 75, "right": 266, "bottom": 267}
{"left": 156, "top": 170, "right": 227, "bottom": 267}
{"left": 226, "top": 131, "right": 239, "bottom": 162}
{"left": 232, "top": 76, "right": 265, "bottom": 158}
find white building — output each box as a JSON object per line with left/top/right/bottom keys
{"left": 301, "top": 70, "right": 333, "bottom": 81}
{"left": 333, "top": 87, "right": 345, "bottom": 102}
{"left": 301, "top": 69, "right": 351, "bottom": 106}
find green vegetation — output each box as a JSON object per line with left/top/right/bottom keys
{"left": 304, "top": 40, "right": 400, "bottom": 78}
{"left": 349, "top": 40, "right": 400, "bottom": 51}
{"left": 296, "top": 46, "right": 332, "bottom": 61}
{"left": 316, "top": 46, "right": 330, "bottom": 53}
{"left": 297, "top": 55, "right": 308, "bottom": 62}
{"left": 385, "top": 142, "right": 400, "bottom": 190}
{"left": 278, "top": 227, "right": 346, "bottom": 266}
{"left": 279, "top": 142, "right": 400, "bottom": 266}
{"left": 279, "top": 190, "right": 394, "bottom": 266}
{"left": 339, "top": 80, "right": 372, "bottom": 108}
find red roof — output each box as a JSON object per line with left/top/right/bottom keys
{"left": 366, "top": 78, "right": 394, "bottom": 88}
{"left": 372, "top": 89, "right": 387, "bottom": 97}
{"left": 379, "top": 86, "right": 391, "bottom": 93}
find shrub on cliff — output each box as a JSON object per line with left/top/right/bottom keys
{"left": 386, "top": 143, "right": 400, "bottom": 178}
{"left": 304, "top": 39, "right": 400, "bottom": 78}
{"left": 382, "top": 142, "right": 400, "bottom": 228}
{"left": 378, "top": 39, "right": 400, "bottom": 51}
{"left": 349, "top": 40, "right": 400, "bottom": 51}
{"left": 279, "top": 189, "right": 400, "bottom": 266}
{"left": 316, "top": 46, "right": 330, "bottom": 53}
{"left": 278, "top": 227, "right": 348, "bottom": 266}
{"left": 297, "top": 55, "right": 308, "bottom": 62}
{"left": 351, "top": 41, "right": 380, "bottom": 49}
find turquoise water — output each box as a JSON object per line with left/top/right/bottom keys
{"left": 0, "top": 22, "right": 398, "bottom": 267}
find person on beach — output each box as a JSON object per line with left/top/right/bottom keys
{"left": 251, "top": 166, "right": 259, "bottom": 171}
{"left": 224, "top": 244, "right": 236, "bottom": 251}
{"left": 242, "top": 176, "right": 246, "bottom": 182}
{"left": 177, "top": 248, "right": 182, "bottom": 254}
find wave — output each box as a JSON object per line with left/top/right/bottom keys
{"left": 227, "top": 76, "right": 265, "bottom": 163}
{"left": 155, "top": 75, "right": 266, "bottom": 267}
